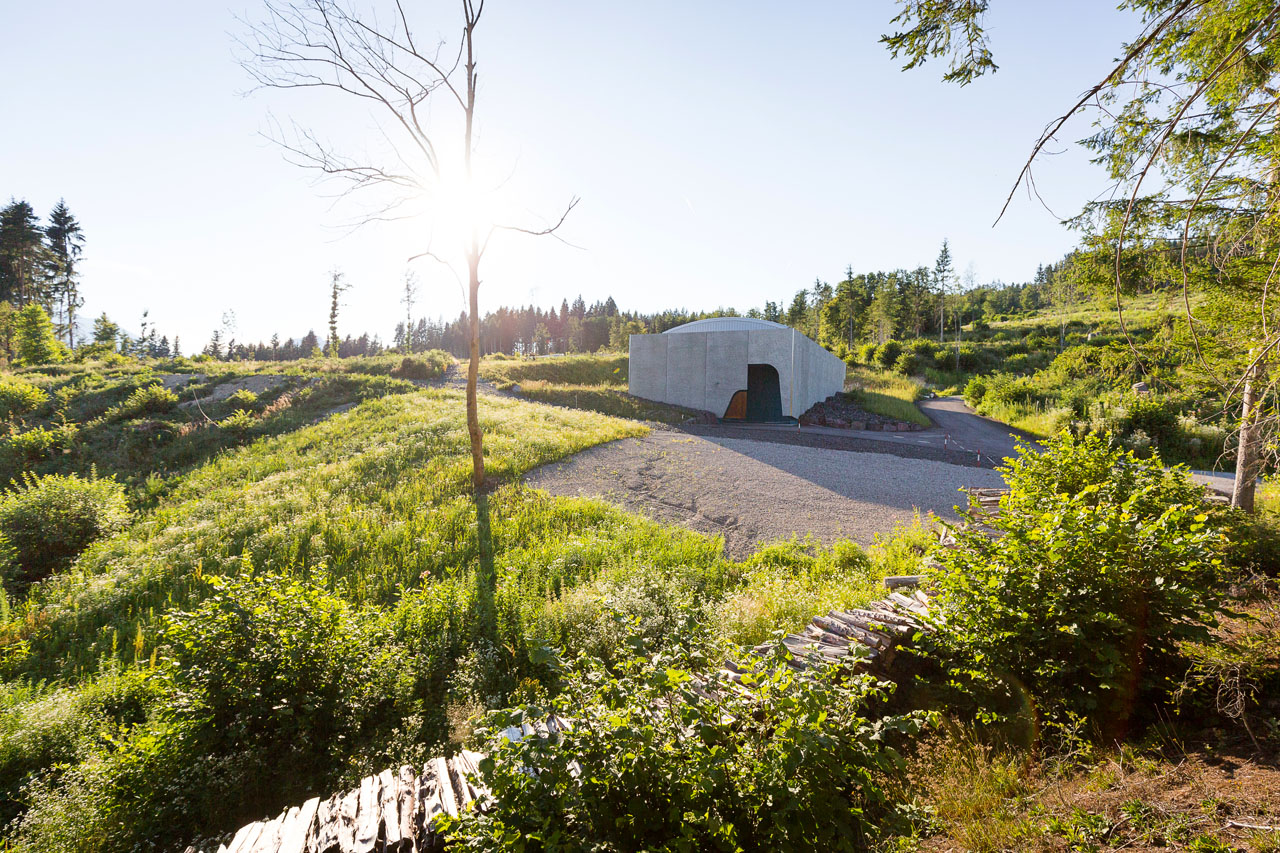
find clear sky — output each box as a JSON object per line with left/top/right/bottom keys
{"left": 1, "top": 1, "right": 1139, "bottom": 350}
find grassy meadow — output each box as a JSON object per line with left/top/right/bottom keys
{"left": 0, "top": 358, "right": 914, "bottom": 851}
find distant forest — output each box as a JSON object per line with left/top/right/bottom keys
{"left": 0, "top": 200, "right": 1103, "bottom": 365}
{"left": 226, "top": 242, "right": 1090, "bottom": 363}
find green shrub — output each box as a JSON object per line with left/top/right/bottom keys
{"left": 217, "top": 408, "right": 255, "bottom": 433}
{"left": 391, "top": 350, "right": 451, "bottom": 381}
{"left": 223, "top": 388, "right": 258, "bottom": 410}
{"left": 928, "top": 432, "right": 1230, "bottom": 739}
{"left": 112, "top": 384, "right": 178, "bottom": 420}
{"left": 7, "top": 573, "right": 402, "bottom": 852}
{"left": 964, "top": 376, "right": 988, "bottom": 407}
{"left": 0, "top": 380, "right": 48, "bottom": 422}
{"left": 447, "top": 641, "right": 926, "bottom": 851}
{"left": 0, "top": 426, "right": 67, "bottom": 465}
{"left": 894, "top": 351, "right": 922, "bottom": 375}
{"left": 0, "top": 472, "right": 131, "bottom": 589}
{"left": 875, "top": 340, "right": 904, "bottom": 370}
{"left": 857, "top": 342, "right": 879, "bottom": 365}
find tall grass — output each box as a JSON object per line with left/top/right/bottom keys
{"left": 509, "top": 381, "right": 703, "bottom": 424}
{"left": 844, "top": 366, "right": 932, "bottom": 427}
{"left": 480, "top": 354, "right": 628, "bottom": 387}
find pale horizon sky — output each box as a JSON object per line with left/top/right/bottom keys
{"left": 1, "top": 1, "right": 1139, "bottom": 350}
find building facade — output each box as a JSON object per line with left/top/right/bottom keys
{"left": 628, "top": 318, "right": 846, "bottom": 421}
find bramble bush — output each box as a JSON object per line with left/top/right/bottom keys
{"left": 0, "top": 472, "right": 131, "bottom": 590}
{"left": 447, "top": 638, "right": 928, "bottom": 852}
{"left": 927, "top": 432, "right": 1230, "bottom": 740}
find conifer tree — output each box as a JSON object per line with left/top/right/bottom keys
{"left": 43, "top": 200, "right": 84, "bottom": 346}
{"left": 14, "top": 304, "right": 63, "bottom": 365}
{"left": 0, "top": 200, "right": 47, "bottom": 307}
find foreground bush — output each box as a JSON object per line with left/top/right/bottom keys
{"left": 0, "top": 472, "right": 131, "bottom": 589}
{"left": 929, "top": 432, "right": 1229, "bottom": 740}
{"left": 448, "top": 641, "right": 926, "bottom": 851}
{"left": 6, "top": 573, "right": 402, "bottom": 852}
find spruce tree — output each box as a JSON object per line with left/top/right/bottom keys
{"left": 932, "top": 240, "right": 954, "bottom": 343}
{"left": 14, "top": 304, "right": 63, "bottom": 365}
{"left": 43, "top": 200, "right": 84, "bottom": 346}
{"left": 0, "top": 200, "right": 47, "bottom": 307}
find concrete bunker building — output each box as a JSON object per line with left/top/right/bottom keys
{"left": 628, "top": 318, "right": 847, "bottom": 421}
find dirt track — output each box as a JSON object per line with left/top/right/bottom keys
{"left": 525, "top": 430, "right": 1006, "bottom": 558}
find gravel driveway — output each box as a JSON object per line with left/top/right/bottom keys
{"left": 525, "top": 430, "right": 1006, "bottom": 558}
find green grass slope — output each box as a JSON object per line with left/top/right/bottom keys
{"left": 0, "top": 383, "right": 908, "bottom": 852}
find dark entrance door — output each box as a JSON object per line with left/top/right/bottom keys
{"left": 746, "top": 363, "right": 783, "bottom": 421}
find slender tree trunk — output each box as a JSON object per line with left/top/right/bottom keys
{"left": 463, "top": 11, "right": 485, "bottom": 492}
{"left": 1232, "top": 355, "right": 1266, "bottom": 511}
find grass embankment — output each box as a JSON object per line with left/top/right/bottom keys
{"left": 0, "top": 351, "right": 452, "bottom": 497}
{"left": 844, "top": 365, "right": 932, "bottom": 427}
{"left": 0, "top": 380, "right": 913, "bottom": 851}
{"left": 480, "top": 354, "right": 705, "bottom": 424}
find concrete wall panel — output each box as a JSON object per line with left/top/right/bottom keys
{"left": 664, "top": 331, "right": 708, "bottom": 410}
{"left": 704, "top": 330, "right": 748, "bottom": 417}
{"left": 630, "top": 326, "right": 845, "bottom": 419}
{"left": 628, "top": 334, "right": 668, "bottom": 402}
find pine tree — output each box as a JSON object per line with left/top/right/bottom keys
{"left": 43, "top": 200, "right": 84, "bottom": 346}
{"left": 0, "top": 200, "right": 47, "bottom": 307}
{"left": 932, "top": 240, "right": 954, "bottom": 343}
{"left": 92, "top": 313, "right": 120, "bottom": 350}
{"left": 14, "top": 304, "right": 64, "bottom": 365}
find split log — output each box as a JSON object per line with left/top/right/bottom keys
{"left": 278, "top": 797, "right": 320, "bottom": 853}
{"left": 396, "top": 765, "right": 417, "bottom": 850}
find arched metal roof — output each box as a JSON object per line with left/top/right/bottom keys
{"left": 663, "top": 317, "right": 790, "bottom": 334}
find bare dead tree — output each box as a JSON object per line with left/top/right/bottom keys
{"left": 240, "top": 0, "right": 576, "bottom": 490}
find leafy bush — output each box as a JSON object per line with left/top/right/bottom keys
{"left": 928, "top": 432, "right": 1230, "bottom": 739}
{"left": 223, "top": 388, "right": 258, "bottom": 410}
{"left": 894, "top": 351, "right": 922, "bottom": 375}
{"left": 0, "top": 426, "right": 67, "bottom": 467}
{"left": 7, "top": 573, "right": 403, "bottom": 852}
{"left": 0, "top": 472, "right": 131, "bottom": 589}
{"left": 856, "top": 342, "right": 879, "bottom": 365}
{"left": 217, "top": 408, "right": 255, "bottom": 433}
{"left": 0, "top": 380, "right": 47, "bottom": 422}
{"left": 875, "top": 340, "right": 904, "bottom": 370}
{"left": 391, "top": 350, "right": 451, "bottom": 381}
{"left": 112, "top": 384, "right": 178, "bottom": 420}
{"left": 964, "top": 376, "right": 988, "bottom": 407}
{"left": 447, "top": 641, "right": 926, "bottom": 851}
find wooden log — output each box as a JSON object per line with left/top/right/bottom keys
{"left": 820, "top": 613, "right": 891, "bottom": 649}
{"left": 887, "top": 592, "right": 918, "bottom": 610}
{"left": 225, "top": 820, "right": 263, "bottom": 853}
{"left": 247, "top": 808, "right": 290, "bottom": 853}
{"left": 279, "top": 798, "right": 320, "bottom": 853}
{"left": 312, "top": 791, "right": 344, "bottom": 853}
{"left": 396, "top": 765, "right": 417, "bottom": 850}
{"left": 376, "top": 768, "right": 400, "bottom": 850}
{"left": 841, "top": 607, "right": 918, "bottom": 629}
{"left": 335, "top": 786, "right": 361, "bottom": 853}
{"left": 780, "top": 635, "right": 849, "bottom": 658}
{"left": 803, "top": 624, "right": 852, "bottom": 647}
{"left": 449, "top": 755, "right": 475, "bottom": 809}
{"left": 350, "top": 774, "right": 381, "bottom": 852}
{"left": 432, "top": 755, "right": 458, "bottom": 819}
{"left": 883, "top": 575, "right": 923, "bottom": 589}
